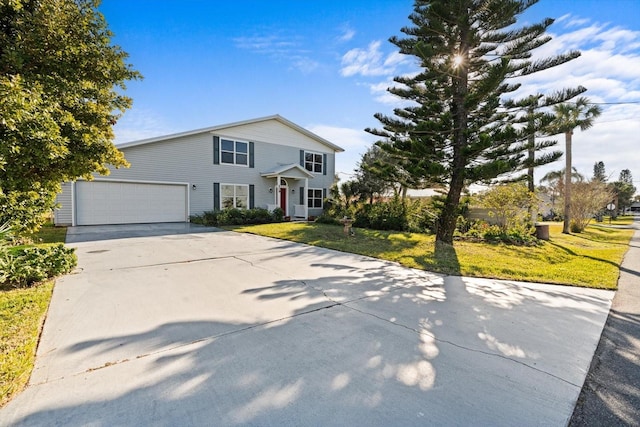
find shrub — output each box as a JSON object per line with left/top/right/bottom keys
{"left": 0, "top": 244, "right": 77, "bottom": 288}
{"left": 478, "top": 183, "right": 538, "bottom": 232}
{"left": 271, "top": 207, "right": 284, "bottom": 223}
{"left": 354, "top": 198, "right": 407, "bottom": 231}
{"left": 192, "top": 207, "right": 286, "bottom": 227}
{"left": 217, "top": 208, "right": 245, "bottom": 225}
{"left": 315, "top": 214, "right": 341, "bottom": 225}
{"left": 244, "top": 208, "right": 272, "bottom": 224}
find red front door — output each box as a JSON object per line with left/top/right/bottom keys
{"left": 280, "top": 187, "right": 287, "bottom": 216}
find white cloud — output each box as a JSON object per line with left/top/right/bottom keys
{"left": 233, "top": 32, "right": 321, "bottom": 74}
{"left": 291, "top": 57, "right": 320, "bottom": 74}
{"left": 338, "top": 28, "right": 356, "bottom": 42}
{"left": 113, "top": 109, "right": 174, "bottom": 145}
{"left": 340, "top": 41, "right": 409, "bottom": 77}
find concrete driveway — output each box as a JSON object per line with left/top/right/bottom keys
{"left": 1, "top": 224, "right": 614, "bottom": 426}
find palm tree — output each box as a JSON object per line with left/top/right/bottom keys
{"left": 552, "top": 97, "right": 602, "bottom": 233}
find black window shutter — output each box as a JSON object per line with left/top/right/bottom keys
{"left": 213, "top": 182, "right": 220, "bottom": 210}
{"left": 323, "top": 154, "right": 327, "bottom": 175}
{"left": 323, "top": 188, "right": 327, "bottom": 201}
{"left": 249, "top": 142, "right": 255, "bottom": 168}
{"left": 300, "top": 149, "right": 304, "bottom": 167}
{"left": 249, "top": 185, "right": 255, "bottom": 209}
{"left": 299, "top": 186, "right": 304, "bottom": 205}
{"left": 213, "top": 136, "right": 220, "bottom": 165}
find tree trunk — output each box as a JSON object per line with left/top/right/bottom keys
{"left": 563, "top": 131, "right": 573, "bottom": 233}
{"left": 436, "top": 171, "right": 465, "bottom": 244}
{"left": 527, "top": 107, "right": 535, "bottom": 193}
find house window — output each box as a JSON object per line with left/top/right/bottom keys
{"left": 221, "top": 184, "right": 248, "bottom": 209}
{"left": 307, "top": 188, "right": 323, "bottom": 209}
{"left": 304, "top": 151, "right": 323, "bottom": 174}
{"left": 221, "top": 139, "right": 248, "bottom": 166}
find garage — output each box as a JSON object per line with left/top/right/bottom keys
{"left": 75, "top": 180, "right": 188, "bottom": 226}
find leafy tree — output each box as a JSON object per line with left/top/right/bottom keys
{"left": 612, "top": 169, "right": 636, "bottom": 213}
{"left": 619, "top": 169, "right": 634, "bottom": 185}
{"left": 479, "top": 183, "right": 538, "bottom": 233}
{"left": 355, "top": 145, "right": 397, "bottom": 203}
{"left": 592, "top": 161, "right": 606, "bottom": 182}
{"left": 366, "top": 0, "right": 582, "bottom": 245}
{"left": 569, "top": 180, "right": 613, "bottom": 232}
{"left": 0, "top": 0, "right": 140, "bottom": 232}
{"left": 552, "top": 98, "right": 602, "bottom": 234}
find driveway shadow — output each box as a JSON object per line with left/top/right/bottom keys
{"left": 65, "top": 223, "right": 223, "bottom": 243}
{"left": 5, "top": 259, "right": 613, "bottom": 426}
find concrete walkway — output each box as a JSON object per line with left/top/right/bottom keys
{"left": 570, "top": 217, "right": 640, "bottom": 426}
{"left": 0, "top": 225, "right": 617, "bottom": 426}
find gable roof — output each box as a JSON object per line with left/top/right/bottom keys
{"left": 260, "top": 163, "right": 314, "bottom": 179}
{"left": 117, "top": 114, "right": 344, "bottom": 152}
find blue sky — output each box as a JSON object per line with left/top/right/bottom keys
{"left": 100, "top": 0, "right": 640, "bottom": 187}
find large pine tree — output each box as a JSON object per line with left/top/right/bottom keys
{"left": 367, "top": 0, "right": 584, "bottom": 245}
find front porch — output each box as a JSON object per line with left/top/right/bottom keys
{"left": 261, "top": 163, "right": 314, "bottom": 220}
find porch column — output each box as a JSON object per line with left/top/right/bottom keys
{"left": 304, "top": 178, "right": 309, "bottom": 219}
{"left": 275, "top": 175, "right": 280, "bottom": 206}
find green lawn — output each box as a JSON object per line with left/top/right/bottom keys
{"left": 230, "top": 220, "right": 634, "bottom": 289}
{"left": 0, "top": 282, "right": 54, "bottom": 407}
{"left": 26, "top": 223, "right": 67, "bottom": 244}
{"left": 1, "top": 224, "right": 67, "bottom": 407}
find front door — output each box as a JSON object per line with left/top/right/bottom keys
{"left": 279, "top": 187, "right": 287, "bottom": 216}
{"left": 279, "top": 178, "right": 288, "bottom": 216}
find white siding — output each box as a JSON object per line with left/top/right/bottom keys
{"left": 217, "top": 120, "right": 332, "bottom": 153}
{"left": 54, "top": 182, "right": 74, "bottom": 226}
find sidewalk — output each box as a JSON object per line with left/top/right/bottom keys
{"left": 570, "top": 217, "right": 640, "bottom": 426}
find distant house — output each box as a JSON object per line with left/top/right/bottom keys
{"left": 54, "top": 115, "right": 343, "bottom": 226}
{"left": 630, "top": 202, "right": 640, "bottom": 212}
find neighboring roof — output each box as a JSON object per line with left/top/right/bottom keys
{"left": 117, "top": 114, "right": 344, "bottom": 153}
{"left": 260, "top": 163, "right": 314, "bottom": 179}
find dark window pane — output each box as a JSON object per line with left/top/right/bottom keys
{"left": 305, "top": 162, "right": 313, "bottom": 172}
{"left": 314, "top": 154, "right": 322, "bottom": 163}
{"left": 236, "top": 154, "right": 248, "bottom": 165}
{"left": 221, "top": 152, "right": 234, "bottom": 163}
{"left": 305, "top": 152, "right": 313, "bottom": 162}
{"left": 314, "top": 199, "right": 322, "bottom": 208}
{"left": 314, "top": 190, "right": 322, "bottom": 198}
{"left": 236, "top": 142, "right": 248, "bottom": 153}
{"left": 221, "top": 139, "right": 234, "bottom": 151}
{"left": 314, "top": 164, "right": 322, "bottom": 173}
{"left": 307, "top": 199, "right": 313, "bottom": 208}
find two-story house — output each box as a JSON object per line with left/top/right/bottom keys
{"left": 54, "top": 115, "right": 343, "bottom": 226}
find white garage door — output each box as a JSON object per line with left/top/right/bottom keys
{"left": 76, "top": 181, "right": 188, "bottom": 225}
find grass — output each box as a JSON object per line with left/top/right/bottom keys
{"left": 25, "top": 222, "right": 67, "bottom": 244}
{"left": 1, "top": 223, "right": 67, "bottom": 407}
{"left": 229, "top": 220, "right": 634, "bottom": 289}
{"left": 0, "top": 281, "right": 54, "bottom": 407}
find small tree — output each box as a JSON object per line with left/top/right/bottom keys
{"left": 593, "top": 161, "right": 607, "bottom": 182}
{"left": 479, "top": 183, "right": 538, "bottom": 233}
{"left": 611, "top": 169, "right": 636, "bottom": 213}
{"left": 569, "top": 180, "right": 614, "bottom": 232}
{"left": 355, "top": 145, "right": 397, "bottom": 203}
